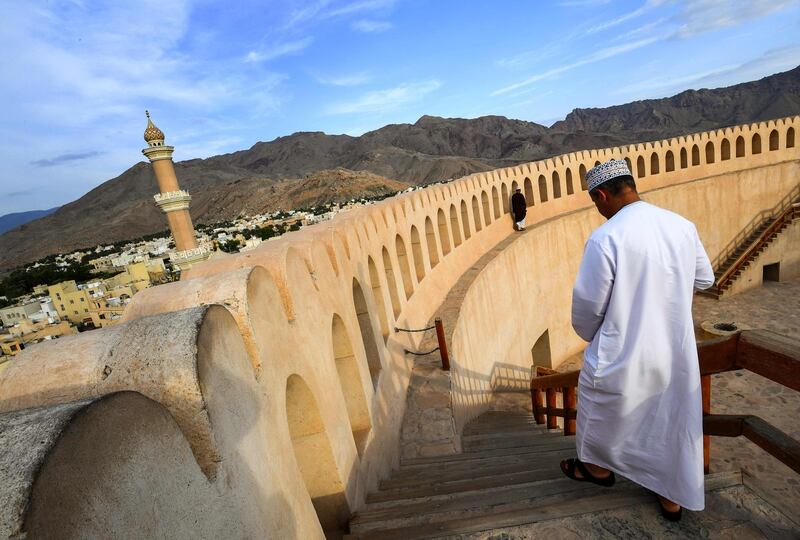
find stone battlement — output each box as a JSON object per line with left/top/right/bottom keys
{"left": 1, "top": 116, "right": 798, "bottom": 539}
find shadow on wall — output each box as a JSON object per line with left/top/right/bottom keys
{"left": 451, "top": 361, "right": 534, "bottom": 426}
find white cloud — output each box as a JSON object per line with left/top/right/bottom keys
{"left": 351, "top": 19, "right": 393, "bottom": 32}
{"left": 285, "top": 0, "right": 396, "bottom": 29}
{"left": 316, "top": 71, "right": 372, "bottom": 86}
{"left": 586, "top": 0, "right": 662, "bottom": 34}
{"left": 244, "top": 38, "right": 314, "bottom": 63}
{"left": 558, "top": 0, "right": 611, "bottom": 6}
{"left": 327, "top": 80, "right": 442, "bottom": 114}
{"left": 672, "top": 0, "right": 798, "bottom": 37}
{"left": 492, "top": 37, "right": 660, "bottom": 96}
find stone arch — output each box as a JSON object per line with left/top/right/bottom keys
{"left": 524, "top": 177, "right": 534, "bottom": 206}
{"left": 331, "top": 314, "right": 372, "bottom": 455}
{"left": 424, "top": 217, "right": 439, "bottom": 269}
{"left": 367, "top": 256, "right": 390, "bottom": 339}
{"left": 551, "top": 171, "right": 561, "bottom": 199}
{"left": 769, "top": 129, "right": 779, "bottom": 151}
{"left": 437, "top": 209, "right": 451, "bottom": 256}
{"left": 736, "top": 135, "right": 745, "bottom": 157}
{"left": 460, "top": 200, "right": 471, "bottom": 240}
{"left": 594, "top": 160, "right": 601, "bottom": 167}
{"left": 352, "top": 279, "right": 382, "bottom": 386}
{"left": 680, "top": 147, "right": 688, "bottom": 168}
{"left": 381, "top": 247, "right": 401, "bottom": 317}
{"left": 395, "top": 234, "right": 414, "bottom": 299}
{"left": 565, "top": 168, "right": 574, "bottom": 195}
{"left": 501, "top": 183, "right": 510, "bottom": 213}
{"left": 538, "top": 175, "right": 548, "bottom": 202}
{"left": 636, "top": 156, "right": 645, "bottom": 178}
{"left": 752, "top": 133, "right": 762, "bottom": 154}
{"left": 579, "top": 164, "right": 588, "bottom": 191}
{"left": 624, "top": 157, "right": 633, "bottom": 173}
{"left": 665, "top": 150, "right": 675, "bottom": 172}
{"left": 705, "top": 141, "right": 715, "bottom": 164}
{"left": 409, "top": 225, "right": 425, "bottom": 282}
{"left": 450, "top": 204, "right": 462, "bottom": 247}
{"left": 788, "top": 127, "right": 795, "bottom": 148}
{"left": 286, "top": 374, "right": 350, "bottom": 533}
{"left": 721, "top": 138, "right": 731, "bottom": 160}
{"left": 492, "top": 186, "right": 501, "bottom": 218}
{"left": 692, "top": 144, "right": 700, "bottom": 165}
{"left": 650, "top": 152, "right": 659, "bottom": 174}
{"left": 481, "top": 191, "right": 491, "bottom": 226}
{"left": 471, "top": 195, "right": 483, "bottom": 232}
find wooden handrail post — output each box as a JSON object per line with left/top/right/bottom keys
{"left": 532, "top": 388, "right": 545, "bottom": 424}
{"left": 701, "top": 374, "right": 711, "bottom": 474}
{"left": 546, "top": 388, "right": 558, "bottom": 430}
{"left": 563, "top": 386, "right": 577, "bottom": 436}
{"left": 434, "top": 318, "right": 450, "bottom": 371}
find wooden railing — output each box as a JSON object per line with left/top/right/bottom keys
{"left": 711, "top": 184, "right": 799, "bottom": 272}
{"left": 530, "top": 330, "right": 800, "bottom": 475}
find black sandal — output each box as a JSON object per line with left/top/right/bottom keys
{"left": 560, "top": 458, "right": 616, "bottom": 487}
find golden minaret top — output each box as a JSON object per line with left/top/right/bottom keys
{"left": 143, "top": 110, "right": 166, "bottom": 145}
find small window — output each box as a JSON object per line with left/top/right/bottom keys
{"left": 69, "top": 299, "right": 74, "bottom": 304}
{"left": 80, "top": 297, "right": 84, "bottom": 302}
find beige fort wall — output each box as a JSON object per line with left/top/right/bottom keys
{"left": 0, "top": 116, "right": 797, "bottom": 538}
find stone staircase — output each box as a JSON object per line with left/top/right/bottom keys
{"left": 346, "top": 406, "right": 798, "bottom": 539}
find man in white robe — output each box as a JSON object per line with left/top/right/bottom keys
{"left": 565, "top": 159, "right": 714, "bottom": 519}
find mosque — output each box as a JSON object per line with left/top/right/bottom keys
{"left": 0, "top": 113, "right": 798, "bottom": 538}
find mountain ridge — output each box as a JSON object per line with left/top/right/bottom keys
{"left": 1, "top": 65, "right": 798, "bottom": 272}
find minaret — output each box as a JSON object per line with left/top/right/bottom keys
{"left": 142, "top": 111, "right": 209, "bottom": 271}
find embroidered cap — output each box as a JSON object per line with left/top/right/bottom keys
{"left": 586, "top": 159, "right": 633, "bottom": 192}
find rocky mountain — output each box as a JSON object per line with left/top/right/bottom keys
{"left": 0, "top": 208, "right": 58, "bottom": 235}
{"left": 1, "top": 65, "right": 798, "bottom": 272}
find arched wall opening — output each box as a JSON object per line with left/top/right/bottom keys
{"left": 450, "top": 204, "right": 463, "bottom": 247}
{"left": 680, "top": 148, "right": 688, "bottom": 168}
{"left": 752, "top": 133, "right": 762, "bottom": 154}
{"left": 650, "top": 152, "right": 659, "bottom": 174}
{"left": 460, "top": 200, "right": 471, "bottom": 240}
{"left": 530, "top": 329, "right": 552, "bottom": 369}
{"left": 394, "top": 235, "right": 414, "bottom": 299}
{"left": 492, "top": 186, "right": 501, "bottom": 219}
{"left": 381, "top": 247, "right": 401, "bottom": 317}
{"left": 665, "top": 150, "right": 675, "bottom": 172}
{"left": 409, "top": 226, "right": 425, "bottom": 282}
{"left": 721, "top": 139, "right": 731, "bottom": 160}
{"left": 481, "top": 191, "right": 492, "bottom": 226}
{"left": 624, "top": 157, "right": 632, "bottom": 173}
{"left": 352, "top": 279, "right": 382, "bottom": 386}
{"left": 705, "top": 141, "right": 715, "bottom": 164}
{"left": 331, "top": 314, "right": 372, "bottom": 455}
{"left": 437, "top": 209, "right": 451, "bottom": 256}
{"left": 636, "top": 156, "right": 645, "bottom": 178}
{"left": 736, "top": 136, "right": 745, "bottom": 157}
{"left": 286, "top": 374, "right": 350, "bottom": 533}
{"left": 692, "top": 145, "right": 700, "bottom": 166}
{"left": 538, "top": 175, "right": 548, "bottom": 202}
{"left": 565, "top": 169, "right": 574, "bottom": 195}
{"left": 367, "top": 257, "right": 390, "bottom": 340}
{"left": 787, "top": 127, "right": 795, "bottom": 148}
{"left": 579, "top": 164, "right": 588, "bottom": 191}
{"left": 524, "top": 178, "right": 535, "bottom": 206}
{"left": 501, "top": 183, "right": 510, "bottom": 213}
{"left": 471, "top": 196, "right": 483, "bottom": 232}
{"left": 424, "top": 217, "right": 439, "bottom": 269}
{"left": 551, "top": 171, "right": 561, "bottom": 199}
{"left": 769, "top": 129, "right": 779, "bottom": 151}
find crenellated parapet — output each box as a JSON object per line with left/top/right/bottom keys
{"left": 0, "top": 115, "right": 797, "bottom": 539}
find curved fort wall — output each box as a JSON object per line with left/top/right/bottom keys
{"left": 0, "top": 117, "right": 797, "bottom": 538}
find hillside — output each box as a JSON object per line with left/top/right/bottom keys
{"left": 0, "top": 208, "right": 58, "bottom": 235}
{"left": 1, "top": 65, "right": 798, "bottom": 271}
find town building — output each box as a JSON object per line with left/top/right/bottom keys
{"left": 0, "top": 301, "right": 44, "bottom": 328}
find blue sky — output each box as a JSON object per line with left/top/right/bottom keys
{"left": 1, "top": 0, "right": 799, "bottom": 215}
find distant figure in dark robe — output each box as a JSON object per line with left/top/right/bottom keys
{"left": 511, "top": 188, "right": 527, "bottom": 231}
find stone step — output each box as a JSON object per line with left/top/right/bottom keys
{"left": 462, "top": 422, "right": 545, "bottom": 436}
{"left": 401, "top": 437, "right": 576, "bottom": 466}
{"left": 393, "top": 445, "right": 575, "bottom": 477}
{"left": 462, "top": 433, "right": 568, "bottom": 452}
{"left": 348, "top": 471, "right": 742, "bottom": 539}
{"left": 460, "top": 425, "right": 549, "bottom": 440}
{"left": 380, "top": 454, "right": 564, "bottom": 490}
{"left": 367, "top": 466, "right": 567, "bottom": 503}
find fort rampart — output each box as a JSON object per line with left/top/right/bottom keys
{"left": 0, "top": 117, "right": 797, "bottom": 538}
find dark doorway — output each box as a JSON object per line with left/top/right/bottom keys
{"left": 763, "top": 263, "right": 780, "bottom": 282}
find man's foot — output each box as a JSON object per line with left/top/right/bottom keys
{"left": 560, "top": 458, "right": 615, "bottom": 487}
{"left": 657, "top": 495, "right": 682, "bottom": 522}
